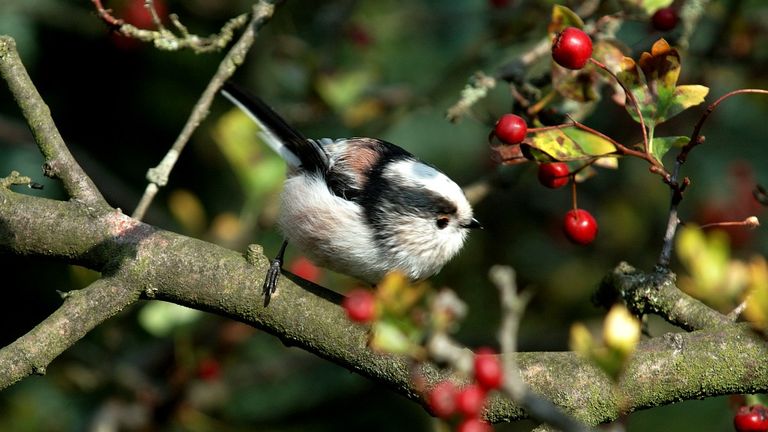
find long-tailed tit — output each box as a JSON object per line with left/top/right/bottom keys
{"left": 221, "top": 82, "right": 481, "bottom": 302}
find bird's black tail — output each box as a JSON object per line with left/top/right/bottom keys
{"left": 220, "top": 81, "right": 329, "bottom": 173}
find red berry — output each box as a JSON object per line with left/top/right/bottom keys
{"left": 342, "top": 289, "right": 377, "bottom": 323}
{"left": 346, "top": 23, "right": 373, "bottom": 47}
{"left": 563, "top": 209, "right": 598, "bottom": 245}
{"left": 734, "top": 405, "right": 768, "bottom": 432}
{"left": 474, "top": 348, "right": 503, "bottom": 390}
{"left": 552, "top": 27, "right": 593, "bottom": 70}
{"left": 289, "top": 256, "right": 322, "bottom": 283}
{"left": 427, "top": 380, "right": 458, "bottom": 418}
{"left": 651, "top": 7, "right": 679, "bottom": 32}
{"left": 197, "top": 358, "right": 221, "bottom": 381}
{"left": 458, "top": 417, "right": 493, "bottom": 432}
{"left": 494, "top": 114, "right": 528, "bottom": 145}
{"left": 455, "top": 384, "right": 487, "bottom": 417}
{"left": 537, "top": 162, "right": 570, "bottom": 189}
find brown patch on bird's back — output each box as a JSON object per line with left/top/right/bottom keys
{"left": 342, "top": 138, "right": 383, "bottom": 183}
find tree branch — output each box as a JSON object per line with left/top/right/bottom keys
{"left": 0, "top": 276, "right": 140, "bottom": 389}
{"left": 2, "top": 18, "right": 767, "bottom": 427}
{"left": 0, "top": 36, "right": 106, "bottom": 207}
{"left": 595, "top": 262, "right": 731, "bottom": 332}
{"left": 2, "top": 187, "right": 768, "bottom": 424}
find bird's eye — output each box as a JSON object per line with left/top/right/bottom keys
{"left": 436, "top": 217, "right": 450, "bottom": 229}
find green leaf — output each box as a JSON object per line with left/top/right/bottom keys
{"left": 676, "top": 225, "right": 737, "bottom": 309}
{"left": 138, "top": 302, "right": 202, "bottom": 337}
{"left": 370, "top": 320, "right": 415, "bottom": 355}
{"left": 549, "top": 5, "right": 584, "bottom": 34}
{"left": 617, "top": 0, "right": 674, "bottom": 15}
{"left": 642, "top": 0, "right": 675, "bottom": 14}
{"left": 616, "top": 40, "right": 709, "bottom": 128}
{"left": 650, "top": 135, "right": 689, "bottom": 162}
{"left": 315, "top": 69, "right": 373, "bottom": 111}
{"left": 520, "top": 145, "right": 554, "bottom": 163}
{"left": 745, "top": 257, "right": 768, "bottom": 331}
{"left": 616, "top": 57, "right": 655, "bottom": 124}
{"left": 212, "top": 109, "right": 286, "bottom": 199}
{"left": 526, "top": 127, "right": 616, "bottom": 161}
{"left": 660, "top": 85, "right": 710, "bottom": 123}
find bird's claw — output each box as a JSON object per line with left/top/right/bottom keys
{"left": 262, "top": 258, "right": 282, "bottom": 305}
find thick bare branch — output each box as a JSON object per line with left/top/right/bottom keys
{"left": 2, "top": 188, "right": 768, "bottom": 424}
{"left": 0, "top": 276, "right": 140, "bottom": 389}
{"left": 0, "top": 36, "right": 106, "bottom": 207}
{"left": 596, "top": 262, "right": 732, "bottom": 332}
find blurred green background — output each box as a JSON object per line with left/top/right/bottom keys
{"left": 1, "top": 0, "right": 767, "bottom": 430}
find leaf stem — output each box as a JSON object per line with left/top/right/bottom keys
{"left": 588, "top": 58, "right": 649, "bottom": 154}
{"left": 571, "top": 179, "right": 578, "bottom": 212}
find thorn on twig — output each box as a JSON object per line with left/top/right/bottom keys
{"left": 700, "top": 216, "right": 759, "bottom": 230}
{"left": 1, "top": 171, "right": 34, "bottom": 189}
{"left": 727, "top": 300, "right": 748, "bottom": 322}
{"left": 57, "top": 289, "right": 76, "bottom": 300}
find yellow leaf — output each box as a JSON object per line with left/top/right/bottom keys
{"left": 569, "top": 323, "right": 594, "bottom": 357}
{"left": 168, "top": 189, "right": 207, "bottom": 234}
{"left": 603, "top": 304, "right": 640, "bottom": 356}
{"left": 744, "top": 256, "right": 768, "bottom": 331}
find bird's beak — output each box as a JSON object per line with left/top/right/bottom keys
{"left": 462, "top": 218, "right": 483, "bottom": 230}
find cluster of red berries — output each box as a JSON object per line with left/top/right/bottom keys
{"left": 542, "top": 161, "right": 597, "bottom": 244}
{"left": 735, "top": 405, "right": 768, "bottom": 432}
{"left": 426, "top": 348, "right": 503, "bottom": 432}
{"left": 492, "top": 112, "right": 598, "bottom": 245}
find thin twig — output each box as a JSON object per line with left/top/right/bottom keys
{"left": 701, "top": 217, "right": 760, "bottom": 229}
{"left": 0, "top": 36, "right": 107, "bottom": 207}
{"left": 679, "top": 89, "right": 768, "bottom": 163}
{"left": 657, "top": 199, "right": 681, "bottom": 268}
{"left": 145, "top": 0, "right": 166, "bottom": 30}
{"left": 660, "top": 89, "right": 768, "bottom": 267}
{"left": 132, "top": 1, "right": 277, "bottom": 220}
{"left": 91, "top": 0, "right": 250, "bottom": 53}
{"left": 727, "top": 300, "right": 749, "bottom": 322}
{"left": 90, "top": 0, "right": 122, "bottom": 27}
{"left": 656, "top": 157, "right": 685, "bottom": 268}
{"left": 491, "top": 266, "right": 593, "bottom": 432}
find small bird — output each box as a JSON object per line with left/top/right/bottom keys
{"left": 221, "top": 82, "right": 481, "bottom": 302}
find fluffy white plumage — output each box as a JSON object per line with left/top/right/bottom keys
{"left": 278, "top": 155, "right": 473, "bottom": 284}
{"left": 221, "top": 83, "right": 480, "bottom": 289}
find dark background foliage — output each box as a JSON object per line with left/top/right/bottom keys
{"left": 0, "top": 0, "right": 767, "bottom": 430}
